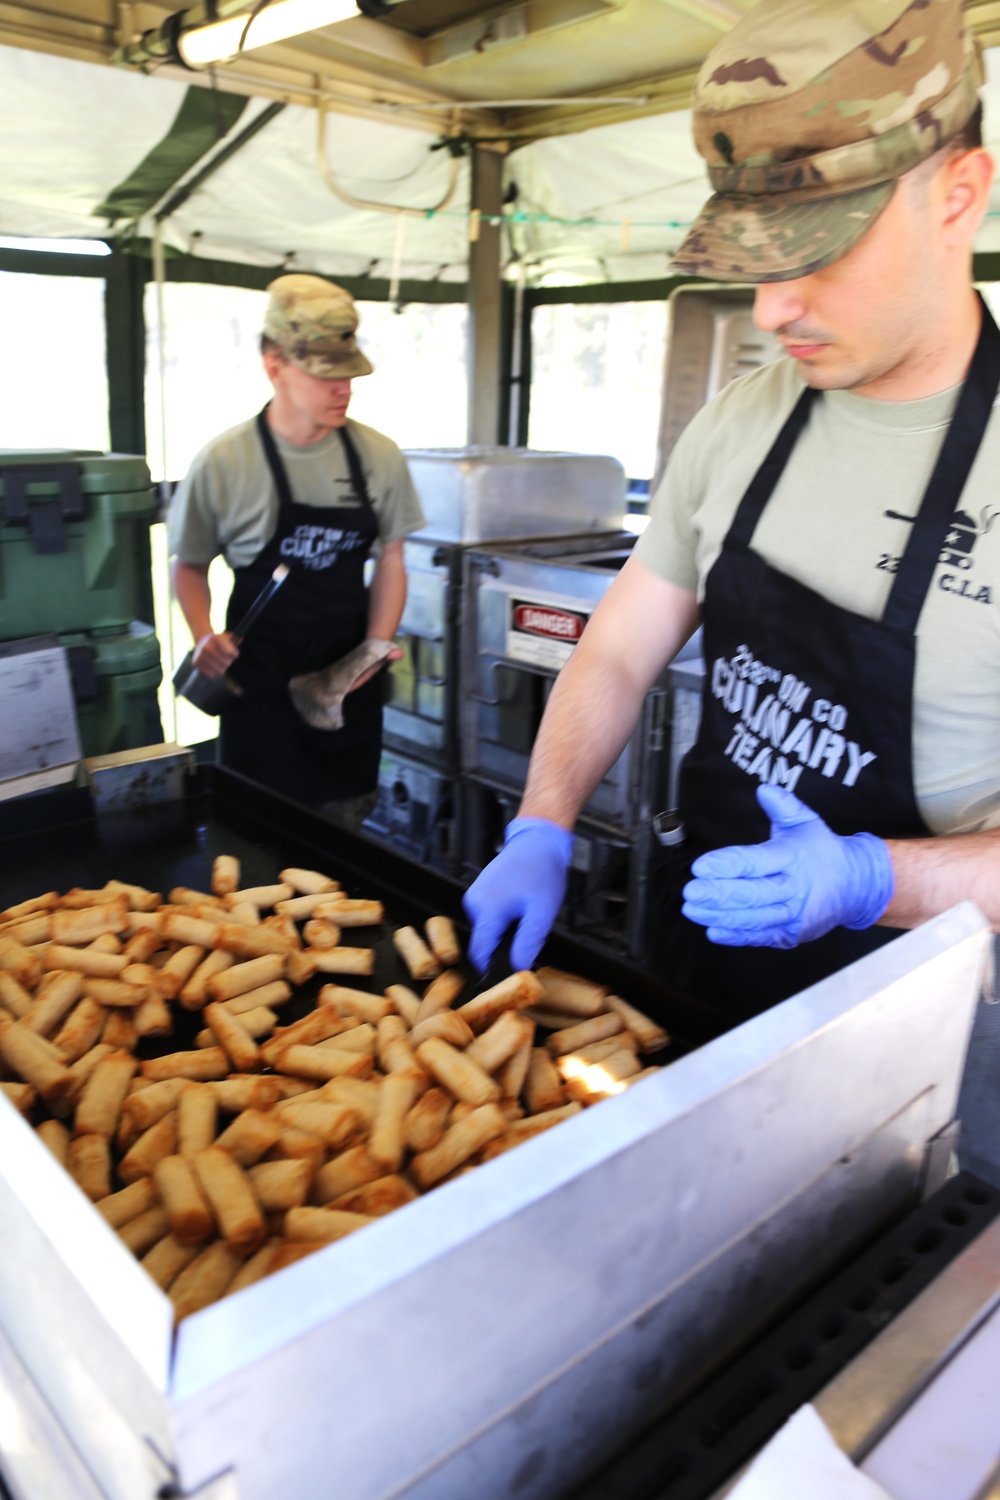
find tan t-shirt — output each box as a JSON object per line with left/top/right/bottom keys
{"left": 167, "top": 415, "right": 426, "bottom": 568}
{"left": 635, "top": 357, "right": 1000, "bottom": 835}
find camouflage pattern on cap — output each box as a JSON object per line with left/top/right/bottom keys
{"left": 263, "top": 274, "right": 373, "bottom": 378}
{"left": 671, "top": 0, "right": 982, "bottom": 283}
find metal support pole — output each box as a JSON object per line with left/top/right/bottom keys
{"left": 151, "top": 223, "right": 169, "bottom": 480}
{"left": 502, "top": 262, "right": 525, "bottom": 447}
{"left": 466, "top": 146, "right": 504, "bottom": 446}
{"left": 515, "top": 278, "right": 534, "bottom": 447}
{"left": 498, "top": 279, "right": 516, "bottom": 448}
{"left": 103, "top": 248, "right": 156, "bottom": 649}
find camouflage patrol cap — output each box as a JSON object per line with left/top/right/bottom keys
{"left": 671, "top": 0, "right": 982, "bottom": 284}
{"left": 263, "top": 273, "right": 373, "bottom": 378}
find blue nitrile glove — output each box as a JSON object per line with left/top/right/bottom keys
{"left": 463, "top": 816, "right": 573, "bottom": 973}
{"left": 681, "top": 784, "right": 895, "bottom": 949}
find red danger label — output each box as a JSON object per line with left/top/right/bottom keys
{"left": 512, "top": 602, "right": 587, "bottom": 642}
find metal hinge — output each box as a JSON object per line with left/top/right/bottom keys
{"left": 919, "top": 1119, "right": 962, "bottom": 1202}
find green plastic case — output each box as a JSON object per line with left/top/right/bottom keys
{"left": 59, "top": 621, "right": 163, "bottom": 758}
{"left": 0, "top": 450, "right": 156, "bottom": 639}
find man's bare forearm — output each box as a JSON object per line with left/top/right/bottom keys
{"left": 171, "top": 561, "right": 213, "bottom": 642}
{"left": 882, "top": 828, "right": 1000, "bottom": 930}
{"left": 171, "top": 560, "right": 238, "bottom": 678}
{"left": 367, "top": 541, "right": 406, "bottom": 640}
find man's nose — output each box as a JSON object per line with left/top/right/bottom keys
{"left": 753, "top": 280, "right": 809, "bottom": 333}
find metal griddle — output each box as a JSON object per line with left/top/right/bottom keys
{"left": 0, "top": 765, "right": 990, "bottom": 1500}
{"left": 0, "top": 761, "right": 730, "bottom": 1060}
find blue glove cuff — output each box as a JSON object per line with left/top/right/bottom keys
{"left": 504, "top": 816, "right": 574, "bottom": 868}
{"left": 842, "top": 832, "right": 895, "bottom": 930}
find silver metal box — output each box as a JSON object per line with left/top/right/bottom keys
{"left": 652, "top": 285, "right": 783, "bottom": 492}
{"left": 382, "top": 536, "right": 457, "bottom": 765}
{"left": 0, "top": 905, "right": 989, "bottom": 1500}
{"left": 461, "top": 532, "right": 700, "bottom": 831}
{"left": 386, "top": 448, "right": 626, "bottom": 768}
{"left": 460, "top": 775, "right": 642, "bottom": 957}
{"left": 84, "top": 743, "right": 195, "bottom": 815}
{"left": 665, "top": 653, "right": 705, "bottom": 812}
{"left": 362, "top": 744, "right": 457, "bottom": 872}
{"left": 403, "top": 447, "right": 627, "bottom": 544}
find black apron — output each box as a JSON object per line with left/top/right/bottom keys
{"left": 652, "top": 296, "right": 1000, "bottom": 1020}
{"left": 218, "top": 407, "right": 382, "bottom": 805}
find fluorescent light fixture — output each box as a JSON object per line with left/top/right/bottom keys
{"left": 0, "top": 237, "right": 111, "bottom": 256}
{"left": 178, "top": 0, "right": 360, "bottom": 65}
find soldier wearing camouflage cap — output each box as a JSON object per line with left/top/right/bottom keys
{"left": 168, "top": 272, "right": 425, "bottom": 824}
{"left": 672, "top": 0, "right": 982, "bottom": 283}
{"left": 464, "top": 0, "right": 1000, "bottom": 1183}
{"left": 263, "top": 273, "right": 374, "bottom": 378}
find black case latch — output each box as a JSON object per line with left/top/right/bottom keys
{"left": 1, "top": 461, "right": 86, "bottom": 554}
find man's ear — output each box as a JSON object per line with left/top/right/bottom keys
{"left": 938, "top": 146, "right": 995, "bottom": 248}
{"left": 262, "top": 348, "right": 289, "bottom": 384}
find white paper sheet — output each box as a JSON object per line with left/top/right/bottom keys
{"left": 0, "top": 641, "right": 79, "bottom": 787}
{"left": 727, "top": 1404, "right": 896, "bottom": 1500}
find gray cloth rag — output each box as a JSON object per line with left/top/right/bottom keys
{"left": 288, "top": 638, "right": 394, "bottom": 731}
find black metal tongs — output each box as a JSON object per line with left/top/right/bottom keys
{"left": 470, "top": 922, "right": 518, "bottom": 996}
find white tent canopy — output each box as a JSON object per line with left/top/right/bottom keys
{"left": 3, "top": 41, "right": 1000, "bottom": 284}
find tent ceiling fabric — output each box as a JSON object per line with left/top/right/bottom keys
{"left": 0, "top": 0, "right": 733, "bottom": 136}
{"left": 0, "top": 46, "right": 472, "bottom": 278}
{"left": 3, "top": 11, "right": 1000, "bottom": 285}
{"left": 158, "top": 100, "right": 474, "bottom": 277}
{"left": 511, "top": 45, "right": 1000, "bottom": 279}
{"left": 0, "top": 47, "right": 192, "bottom": 241}
{"left": 6, "top": 0, "right": 1000, "bottom": 139}
{"left": 509, "top": 107, "right": 706, "bottom": 282}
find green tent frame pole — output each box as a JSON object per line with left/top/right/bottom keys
{"left": 105, "top": 249, "right": 148, "bottom": 456}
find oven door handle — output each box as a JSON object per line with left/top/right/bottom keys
{"left": 468, "top": 657, "right": 557, "bottom": 709}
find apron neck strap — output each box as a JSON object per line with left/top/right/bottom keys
{"left": 336, "top": 422, "right": 374, "bottom": 511}
{"left": 724, "top": 384, "right": 820, "bottom": 552}
{"left": 723, "top": 293, "right": 1000, "bottom": 637}
{"left": 256, "top": 406, "right": 296, "bottom": 512}
{"left": 883, "top": 292, "right": 1000, "bottom": 633}
{"left": 256, "top": 406, "right": 376, "bottom": 515}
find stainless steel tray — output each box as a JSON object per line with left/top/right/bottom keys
{"left": 652, "top": 285, "right": 783, "bottom": 491}
{"left": 404, "top": 447, "right": 626, "bottom": 543}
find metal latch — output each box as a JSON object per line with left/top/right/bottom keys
{"left": 653, "top": 809, "right": 685, "bottom": 846}
{"left": 1, "top": 461, "right": 85, "bottom": 554}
